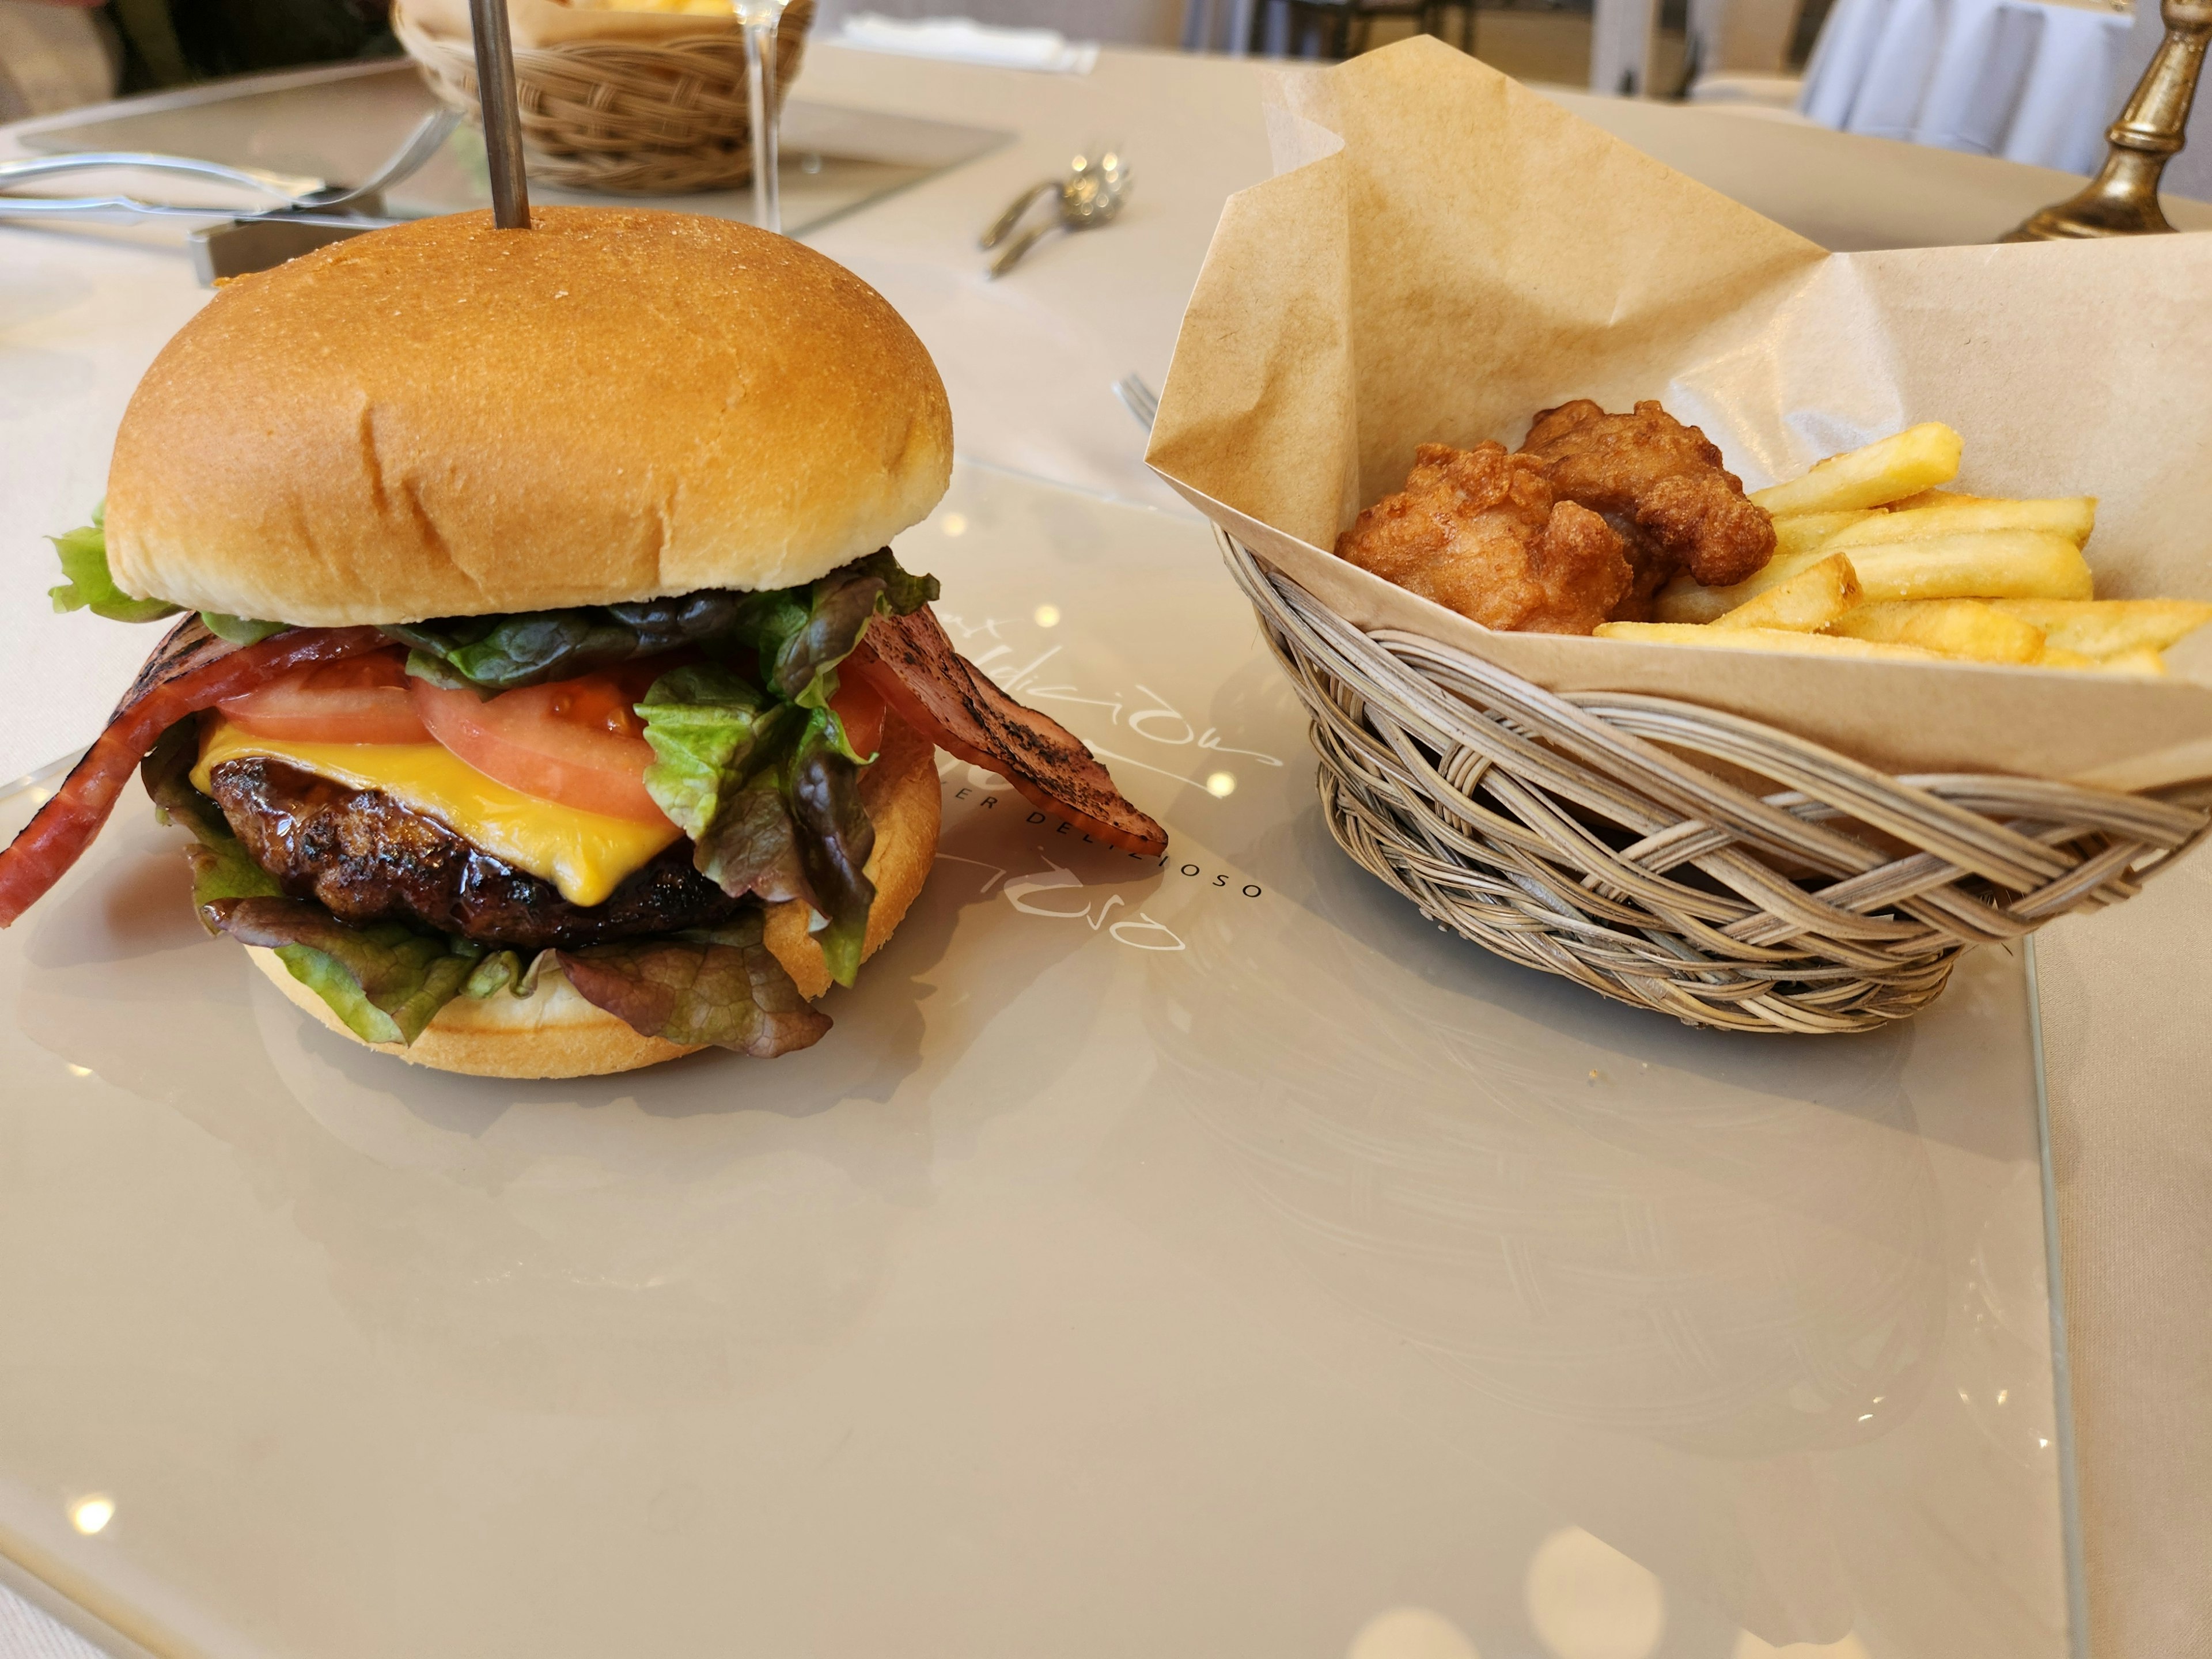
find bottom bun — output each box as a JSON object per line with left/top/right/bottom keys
{"left": 248, "top": 945, "right": 704, "bottom": 1078}
{"left": 245, "top": 713, "right": 944, "bottom": 1078}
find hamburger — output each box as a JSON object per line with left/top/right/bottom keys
{"left": 0, "top": 207, "right": 1166, "bottom": 1078}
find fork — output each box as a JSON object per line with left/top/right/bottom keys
{"left": 0, "top": 107, "right": 458, "bottom": 223}
{"left": 1113, "top": 372, "right": 1160, "bottom": 433}
{"left": 987, "top": 147, "right": 1131, "bottom": 279}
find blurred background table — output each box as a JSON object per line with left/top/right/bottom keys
{"left": 1799, "top": 0, "right": 2139, "bottom": 172}
{"left": 2, "top": 38, "right": 2210, "bottom": 1659}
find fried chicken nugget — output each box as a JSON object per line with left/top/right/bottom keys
{"left": 1518, "top": 400, "right": 1776, "bottom": 605}
{"left": 1334, "top": 442, "right": 1631, "bottom": 635}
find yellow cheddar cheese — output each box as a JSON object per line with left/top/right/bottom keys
{"left": 192, "top": 718, "right": 680, "bottom": 908}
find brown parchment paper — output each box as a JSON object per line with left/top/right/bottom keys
{"left": 1147, "top": 37, "right": 2212, "bottom": 793}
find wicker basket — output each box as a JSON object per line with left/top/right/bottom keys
{"left": 395, "top": 1, "right": 812, "bottom": 194}
{"left": 1226, "top": 536, "right": 2212, "bottom": 1034}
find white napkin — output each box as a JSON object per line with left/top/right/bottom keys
{"left": 835, "top": 12, "right": 1099, "bottom": 73}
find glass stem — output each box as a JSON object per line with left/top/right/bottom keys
{"left": 743, "top": 17, "right": 780, "bottom": 234}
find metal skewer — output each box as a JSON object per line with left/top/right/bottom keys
{"left": 467, "top": 0, "right": 531, "bottom": 229}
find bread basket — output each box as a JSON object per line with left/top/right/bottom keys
{"left": 394, "top": 0, "right": 813, "bottom": 194}
{"left": 1225, "top": 535, "right": 2212, "bottom": 1035}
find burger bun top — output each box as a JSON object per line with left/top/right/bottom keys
{"left": 104, "top": 207, "right": 953, "bottom": 626}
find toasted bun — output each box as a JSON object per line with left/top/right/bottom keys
{"left": 249, "top": 946, "right": 707, "bottom": 1078}
{"left": 107, "top": 207, "right": 953, "bottom": 626}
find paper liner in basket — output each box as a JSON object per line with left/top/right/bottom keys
{"left": 1145, "top": 37, "right": 2212, "bottom": 795}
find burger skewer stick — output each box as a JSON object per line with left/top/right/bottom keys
{"left": 467, "top": 0, "right": 531, "bottom": 230}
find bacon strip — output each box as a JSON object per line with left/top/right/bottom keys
{"left": 0, "top": 618, "right": 387, "bottom": 927}
{"left": 851, "top": 605, "right": 1169, "bottom": 857}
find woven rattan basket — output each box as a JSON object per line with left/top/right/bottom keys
{"left": 395, "top": 1, "right": 812, "bottom": 194}
{"left": 1226, "top": 536, "right": 2212, "bottom": 1034}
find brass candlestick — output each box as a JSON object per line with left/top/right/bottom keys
{"left": 2004, "top": 0, "right": 2211, "bottom": 240}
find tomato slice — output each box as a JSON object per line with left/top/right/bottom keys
{"left": 828, "top": 675, "right": 886, "bottom": 760}
{"left": 412, "top": 666, "right": 669, "bottom": 825}
{"left": 217, "top": 648, "right": 430, "bottom": 744}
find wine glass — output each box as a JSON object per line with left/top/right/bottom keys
{"left": 733, "top": 0, "right": 789, "bottom": 233}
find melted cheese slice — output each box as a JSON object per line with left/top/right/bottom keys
{"left": 193, "top": 718, "right": 681, "bottom": 908}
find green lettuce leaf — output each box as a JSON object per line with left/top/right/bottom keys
{"left": 142, "top": 719, "right": 236, "bottom": 849}
{"left": 635, "top": 671, "right": 860, "bottom": 974}
{"left": 744, "top": 555, "right": 937, "bottom": 745}
{"left": 142, "top": 720, "right": 289, "bottom": 911}
{"left": 461, "top": 947, "right": 553, "bottom": 999}
{"left": 382, "top": 550, "right": 939, "bottom": 698}
{"left": 145, "top": 721, "right": 485, "bottom": 1044}
{"left": 691, "top": 764, "right": 813, "bottom": 909}
{"left": 48, "top": 516, "right": 183, "bottom": 624}
{"left": 556, "top": 912, "right": 831, "bottom": 1057}
{"left": 199, "top": 612, "right": 290, "bottom": 645}
{"left": 753, "top": 566, "right": 884, "bottom": 710}
{"left": 44, "top": 510, "right": 284, "bottom": 639}
{"left": 635, "top": 662, "right": 779, "bottom": 841}
{"left": 636, "top": 663, "right": 815, "bottom": 899}
{"left": 388, "top": 590, "right": 757, "bottom": 694}
{"left": 786, "top": 713, "right": 876, "bottom": 987}
{"left": 149, "top": 715, "right": 823, "bottom": 1051}
{"left": 202, "top": 897, "right": 482, "bottom": 1046}
{"left": 857, "top": 547, "right": 941, "bottom": 616}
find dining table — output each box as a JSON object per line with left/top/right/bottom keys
{"left": 2, "top": 39, "right": 2209, "bottom": 1659}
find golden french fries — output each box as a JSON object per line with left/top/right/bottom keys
{"left": 1656, "top": 547, "right": 1831, "bottom": 624}
{"left": 1987, "top": 599, "right": 2212, "bottom": 657}
{"left": 2102, "top": 647, "right": 2169, "bottom": 677}
{"left": 1607, "top": 421, "right": 2203, "bottom": 679}
{"left": 1824, "top": 495, "right": 2096, "bottom": 550}
{"left": 1829, "top": 600, "right": 2046, "bottom": 664}
{"left": 1596, "top": 622, "right": 1948, "bottom": 662}
{"left": 1750, "top": 423, "right": 1963, "bottom": 517}
{"left": 1774, "top": 509, "right": 1884, "bottom": 558}
{"left": 1712, "top": 552, "right": 1861, "bottom": 632}
{"left": 2039, "top": 645, "right": 2168, "bottom": 676}
{"left": 1654, "top": 514, "right": 1891, "bottom": 623}
{"left": 1845, "top": 531, "right": 2093, "bottom": 603}
{"left": 1886, "top": 487, "right": 1971, "bottom": 511}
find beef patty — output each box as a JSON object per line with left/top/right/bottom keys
{"left": 206, "top": 757, "right": 744, "bottom": 950}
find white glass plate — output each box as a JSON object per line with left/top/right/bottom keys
{"left": 0, "top": 465, "right": 2075, "bottom": 1658}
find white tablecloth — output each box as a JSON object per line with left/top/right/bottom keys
{"left": 5, "top": 48, "right": 2212, "bottom": 1659}
{"left": 1800, "top": 0, "right": 2135, "bottom": 173}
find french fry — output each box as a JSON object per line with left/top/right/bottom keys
{"left": 1846, "top": 531, "right": 2093, "bottom": 602}
{"left": 1987, "top": 599, "right": 2212, "bottom": 657}
{"left": 1656, "top": 546, "right": 1831, "bottom": 624}
{"left": 1712, "top": 552, "right": 1861, "bottom": 632}
{"left": 1750, "top": 423, "right": 1963, "bottom": 517}
{"left": 1596, "top": 622, "right": 1948, "bottom": 662}
{"left": 2103, "top": 647, "right": 2169, "bottom": 677}
{"left": 1655, "top": 513, "right": 1884, "bottom": 623}
{"left": 2040, "top": 645, "right": 2169, "bottom": 676}
{"left": 1824, "top": 495, "right": 2096, "bottom": 550}
{"left": 1774, "top": 509, "right": 1884, "bottom": 557}
{"left": 1828, "top": 600, "right": 2046, "bottom": 664}
{"left": 1887, "top": 487, "right": 1974, "bottom": 511}
{"left": 1594, "top": 421, "right": 2202, "bottom": 682}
